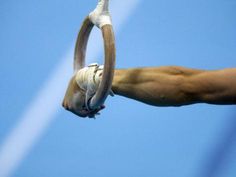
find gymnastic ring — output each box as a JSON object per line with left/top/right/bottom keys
{"left": 74, "top": 16, "right": 116, "bottom": 110}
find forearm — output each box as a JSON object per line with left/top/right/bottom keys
{"left": 111, "top": 66, "right": 236, "bottom": 106}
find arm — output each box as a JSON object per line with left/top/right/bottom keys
{"left": 62, "top": 66, "right": 236, "bottom": 118}
{"left": 112, "top": 66, "right": 236, "bottom": 106}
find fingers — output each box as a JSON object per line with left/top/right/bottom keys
{"left": 66, "top": 104, "right": 106, "bottom": 119}
{"left": 87, "top": 104, "right": 106, "bottom": 118}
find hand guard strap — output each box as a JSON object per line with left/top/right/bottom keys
{"left": 75, "top": 63, "right": 114, "bottom": 110}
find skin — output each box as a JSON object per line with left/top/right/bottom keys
{"left": 62, "top": 66, "right": 236, "bottom": 118}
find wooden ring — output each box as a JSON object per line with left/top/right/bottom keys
{"left": 74, "top": 16, "right": 116, "bottom": 110}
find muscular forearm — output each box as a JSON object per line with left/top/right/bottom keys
{"left": 111, "top": 66, "right": 236, "bottom": 106}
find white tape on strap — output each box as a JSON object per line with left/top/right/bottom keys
{"left": 89, "top": 0, "right": 112, "bottom": 28}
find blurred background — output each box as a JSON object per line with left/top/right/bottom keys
{"left": 0, "top": 0, "right": 236, "bottom": 177}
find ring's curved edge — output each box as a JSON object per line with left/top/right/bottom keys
{"left": 74, "top": 16, "right": 94, "bottom": 72}
{"left": 89, "top": 24, "right": 116, "bottom": 109}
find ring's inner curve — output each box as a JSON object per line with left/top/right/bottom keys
{"left": 74, "top": 15, "right": 116, "bottom": 110}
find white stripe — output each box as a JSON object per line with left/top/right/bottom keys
{"left": 0, "top": 0, "right": 141, "bottom": 177}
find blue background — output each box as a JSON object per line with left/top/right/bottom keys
{"left": 0, "top": 0, "right": 236, "bottom": 177}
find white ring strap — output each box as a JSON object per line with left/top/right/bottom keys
{"left": 89, "top": 0, "right": 112, "bottom": 28}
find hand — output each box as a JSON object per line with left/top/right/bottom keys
{"left": 62, "top": 75, "right": 104, "bottom": 118}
